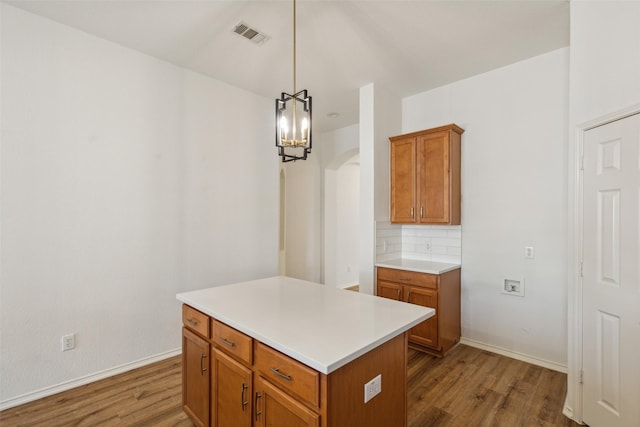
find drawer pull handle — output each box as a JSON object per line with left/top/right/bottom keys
{"left": 220, "top": 338, "right": 235, "bottom": 347}
{"left": 270, "top": 367, "right": 292, "bottom": 381}
{"left": 200, "top": 353, "right": 207, "bottom": 375}
{"left": 420, "top": 206, "right": 424, "bottom": 218}
{"left": 255, "top": 392, "right": 262, "bottom": 420}
{"left": 187, "top": 318, "right": 198, "bottom": 326}
{"left": 396, "top": 289, "right": 401, "bottom": 300}
{"left": 411, "top": 207, "right": 414, "bottom": 218}
{"left": 241, "top": 383, "right": 248, "bottom": 411}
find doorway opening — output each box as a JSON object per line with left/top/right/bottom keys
{"left": 324, "top": 149, "right": 360, "bottom": 289}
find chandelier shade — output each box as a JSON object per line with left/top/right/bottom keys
{"left": 275, "top": 0, "right": 312, "bottom": 163}
{"left": 276, "top": 89, "right": 312, "bottom": 162}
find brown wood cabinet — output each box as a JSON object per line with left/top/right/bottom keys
{"left": 376, "top": 267, "right": 461, "bottom": 357}
{"left": 181, "top": 304, "right": 409, "bottom": 427}
{"left": 211, "top": 349, "right": 252, "bottom": 427}
{"left": 390, "top": 124, "right": 464, "bottom": 224}
{"left": 182, "top": 327, "right": 210, "bottom": 427}
{"left": 254, "top": 375, "right": 320, "bottom": 427}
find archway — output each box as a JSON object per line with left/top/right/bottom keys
{"left": 324, "top": 149, "right": 360, "bottom": 288}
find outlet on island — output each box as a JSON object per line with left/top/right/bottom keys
{"left": 364, "top": 374, "right": 382, "bottom": 403}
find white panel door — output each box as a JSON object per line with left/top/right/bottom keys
{"left": 582, "top": 113, "right": 640, "bottom": 427}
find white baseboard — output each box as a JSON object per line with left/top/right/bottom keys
{"left": 0, "top": 348, "right": 182, "bottom": 411}
{"left": 460, "top": 337, "right": 567, "bottom": 373}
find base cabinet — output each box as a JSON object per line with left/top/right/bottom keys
{"left": 376, "top": 267, "right": 461, "bottom": 357}
{"left": 182, "top": 327, "right": 210, "bottom": 427}
{"left": 255, "top": 376, "right": 320, "bottom": 427}
{"left": 211, "top": 349, "right": 252, "bottom": 427}
{"left": 182, "top": 304, "right": 409, "bottom": 427}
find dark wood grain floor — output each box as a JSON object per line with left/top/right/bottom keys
{"left": 0, "top": 344, "right": 580, "bottom": 426}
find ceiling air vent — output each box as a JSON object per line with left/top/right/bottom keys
{"left": 233, "top": 22, "right": 270, "bottom": 45}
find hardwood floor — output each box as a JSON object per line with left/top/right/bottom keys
{"left": 407, "top": 345, "right": 579, "bottom": 427}
{"left": 1, "top": 345, "right": 579, "bottom": 426}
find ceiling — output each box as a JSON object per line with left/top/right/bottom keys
{"left": 4, "top": 0, "right": 569, "bottom": 132}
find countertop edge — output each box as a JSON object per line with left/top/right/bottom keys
{"left": 375, "top": 261, "right": 461, "bottom": 275}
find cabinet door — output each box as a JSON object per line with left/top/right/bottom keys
{"left": 390, "top": 137, "right": 417, "bottom": 223}
{"left": 376, "top": 280, "right": 403, "bottom": 301}
{"left": 417, "top": 131, "right": 451, "bottom": 224}
{"left": 212, "top": 349, "right": 252, "bottom": 427}
{"left": 405, "top": 286, "right": 439, "bottom": 349}
{"left": 254, "top": 376, "right": 320, "bottom": 427}
{"left": 183, "top": 327, "right": 210, "bottom": 427}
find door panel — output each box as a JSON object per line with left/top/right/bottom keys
{"left": 182, "top": 328, "right": 210, "bottom": 427}
{"left": 254, "top": 376, "right": 319, "bottom": 427}
{"left": 582, "top": 112, "right": 640, "bottom": 427}
{"left": 390, "top": 137, "right": 416, "bottom": 223}
{"left": 418, "top": 132, "right": 449, "bottom": 223}
{"left": 211, "top": 349, "right": 252, "bottom": 427}
{"left": 376, "top": 281, "right": 403, "bottom": 301}
{"left": 405, "top": 286, "right": 439, "bottom": 349}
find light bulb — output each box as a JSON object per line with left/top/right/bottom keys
{"left": 280, "top": 116, "right": 288, "bottom": 140}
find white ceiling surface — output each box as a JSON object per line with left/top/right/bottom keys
{"left": 5, "top": 0, "right": 569, "bottom": 132}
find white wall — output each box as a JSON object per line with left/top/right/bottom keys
{"left": 565, "top": 1, "right": 640, "bottom": 420}
{"left": 319, "top": 124, "right": 359, "bottom": 169}
{"left": 320, "top": 124, "right": 359, "bottom": 287}
{"left": 403, "top": 48, "right": 569, "bottom": 368}
{"left": 283, "top": 158, "right": 321, "bottom": 282}
{"left": 360, "top": 84, "right": 402, "bottom": 295}
{"left": 335, "top": 159, "right": 360, "bottom": 287}
{"left": 0, "top": 4, "right": 278, "bottom": 406}
{"left": 359, "top": 85, "right": 376, "bottom": 294}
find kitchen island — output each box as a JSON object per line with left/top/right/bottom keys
{"left": 176, "top": 275, "right": 434, "bottom": 427}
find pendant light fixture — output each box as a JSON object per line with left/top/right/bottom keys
{"left": 275, "top": 0, "right": 312, "bottom": 162}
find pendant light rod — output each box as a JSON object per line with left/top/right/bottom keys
{"left": 293, "top": 0, "right": 297, "bottom": 95}
{"left": 275, "top": 0, "right": 312, "bottom": 162}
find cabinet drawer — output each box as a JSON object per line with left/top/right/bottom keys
{"left": 211, "top": 319, "right": 253, "bottom": 365}
{"left": 377, "top": 267, "right": 437, "bottom": 289}
{"left": 254, "top": 342, "right": 320, "bottom": 408}
{"left": 182, "top": 305, "right": 209, "bottom": 338}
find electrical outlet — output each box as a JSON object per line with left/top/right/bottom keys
{"left": 364, "top": 374, "right": 382, "bottom": 403}
{"left": 62, "top": 333, "right": 76, "bottom": 351}
{"left": 524, "top": 246, "right": 535, "bottom": 259}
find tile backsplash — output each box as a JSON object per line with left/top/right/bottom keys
{"left": 376, "top": 221, "right": 462, "bottom": 264}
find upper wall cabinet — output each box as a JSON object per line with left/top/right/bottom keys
{"left": 390, "top": 124, "right": 464, "bottom": 225}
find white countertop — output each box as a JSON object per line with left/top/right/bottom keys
{"left": 176, "top": 276, "right": 434, "bottom": 375}
{"left": 375, "top": 258, "right": 461, "bottom": 274}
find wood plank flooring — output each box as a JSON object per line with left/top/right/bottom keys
{"left": 1, "top": 345, "right": 579, "bottom": 427}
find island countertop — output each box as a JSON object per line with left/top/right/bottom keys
{"left": 176, "top": 276, "right": 434, "bottom": 374}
